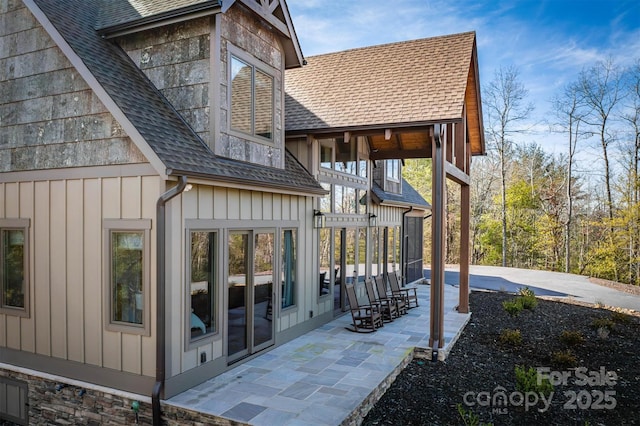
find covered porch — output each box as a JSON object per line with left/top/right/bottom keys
{"left": 285, "top": 31, "right": 485, "bottom": 349}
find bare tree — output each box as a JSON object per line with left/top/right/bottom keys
{"left": 470, "top": 156, "right": 499, "bottom": 264}
{"left": 578, "top": 58, "right": 625, "bottom": 223}
{"left": 551, "top": 82, "right": 590, "bottom": 273}
{"left": 578, "top": 58, "right": 625, "bottom": 280}
{"left": 619, "top": 60, "right": 640, "bottom": 284}
{"left": 483, "top": 66, "right": 534, "bottom": 267}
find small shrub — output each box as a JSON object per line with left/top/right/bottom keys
{"left": 515, "top": 365, "right": 553, "bottom": 396}
{"left": 499, "top": 328, "right": 523, "bottom": 345}
{"left": 519, "top": 294, "right": 538, "bottom": 310}
{"left": 559, "top": 330, "right": 584, "bottom": 346}
{"left": 502, "top": 299, "right": 524, "bottom": 317}
{"left": 518, "top": 286, "right": 536, "bottom": 298}
{"left": 591, "top": 317, "right": 615, "bottom": 330}
{"left": 457, "top": 403, "right": 494, "bottom": 426}
{"left": 552, "top": 350, "right": 578, "bottom": 368}
{"left": 611, "top": 311, "right": 632, "bottom": 324}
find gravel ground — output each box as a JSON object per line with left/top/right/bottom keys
{"left": 363, "top": 291, "right": 640, "bottom": 425}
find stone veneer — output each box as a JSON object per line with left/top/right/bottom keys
{"left": 117, "top": 17, "right": 212, "bottom": 146}
{"left": 0, "top": 367, "right": 248, "bottom": 425}
{"left": 0, "top": 2, "right": 146, "bottom": 173}
{"left": 217, "top": 5, "right": 284, "bottom": 168}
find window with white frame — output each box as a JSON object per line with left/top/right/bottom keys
{"left": 0, "top": 219, "right": 29, "bottom": 317}
{"left": 230, "top": 54, "right": 274, "bottom": 141}
{"left": 189, "top": 230, "right": 217, "bottom": 341}
{"left": 104, "top": 219, "right": 151, "bottom": 335}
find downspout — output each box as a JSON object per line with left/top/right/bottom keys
{"left": 153, "top": 176, "right": 189, "bottom": 426}
{"left": 401, "top": 206, "right": 414, "bottom": 283}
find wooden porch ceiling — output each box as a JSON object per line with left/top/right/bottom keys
{"left": 367, "top": 128, "right": 433, "bottom": 160}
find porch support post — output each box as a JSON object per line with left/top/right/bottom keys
{"left": 430, "top": 124, "right": 446, "bottom": 349}
{"left": 459, "top": 183, "right": 470, "bottom": 313}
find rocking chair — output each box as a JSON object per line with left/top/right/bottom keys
{"left": 375, "top": 274, "right": 407, "bottom": 315}
{"left": 345, "top": 283, "right": 383, "bottom": 333}
{"left": 388, "top": 271, "right": 419, "bottom": 308}
{"left": 365, "top": 278, "right": 397, "bottom": 322}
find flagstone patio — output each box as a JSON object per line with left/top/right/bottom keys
{"left": 165, "top": 283, "right": 469, "bottom": 426}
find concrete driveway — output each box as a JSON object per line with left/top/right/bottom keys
{"left": 425, "top": 265, "right": 640, "bottom": 312}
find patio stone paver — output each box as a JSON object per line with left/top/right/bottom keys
{"left": 165, "top": 283, "right": 468, "bottom": 425}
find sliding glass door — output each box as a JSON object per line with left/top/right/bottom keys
{"left": 228, "top": 231, "right": 275, "bottom": 362}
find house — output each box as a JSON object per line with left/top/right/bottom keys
{"left": 0, "top": 0, "right": 483, "bottom": 424}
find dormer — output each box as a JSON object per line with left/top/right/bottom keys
{"left": 99, "top": 0, "right": 303, "bottom": 169}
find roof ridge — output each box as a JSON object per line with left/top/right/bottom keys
{"left": 305, "top": 31, "right": 476, "bottom": 59}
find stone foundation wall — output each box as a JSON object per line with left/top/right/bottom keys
{"left": 0, "top": 368, "right": 245, "bottom": 425}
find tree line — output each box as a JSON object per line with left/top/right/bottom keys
{"left": 404, "top": 58, "right": 639, "bottom": 285}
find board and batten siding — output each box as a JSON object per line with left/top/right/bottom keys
{"left": 167, "top": 184, "right": 318, "bottom": 377}
{"left": 0, "top": 172, "right": 161, "bottom": 379}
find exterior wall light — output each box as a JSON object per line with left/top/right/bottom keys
{"left": 368, "top": 213, "right": 377, "bottom": 227}
{"left": 313, "top": 210, "right": 326, "bottom": 229}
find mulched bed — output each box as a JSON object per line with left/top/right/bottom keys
{"left": 363, "top": 291, "right": 640, "bottom": 425}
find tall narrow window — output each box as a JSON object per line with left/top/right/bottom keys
{"left": 190, "top": 231, "right": 217, "bottom": 340}
{"left": 1, "top": 219, "right": 29, "bottom": 317}
{"left": 335, "top": 138, "right": 357, "bottom": 175}
{"left": 387, "top": 159, "right": 400, "bottom": 181}
{"left": 281, "top": 229, "right": 297, "bottom": 309}
{"left": 320, "top": 144, "right": 333, "bottom": 169}
{"left": 104, "top": 219, "right": 150, "bottom": 334}
{"left": 230, "top": 55, "right": 274, "bottom": 141}
{"left": 371, "top": 227, "right": 380, "bottom": 277}
{"left": 254, "top": 69, "right": 273, "bottom": 139}
{"left": 111, "top": 232, "right": 144, "bottom": 325}
{"left": 319, "top": 228, "right": 331, "bottom": 297}
{"left": 358, "top": 228, "right": 367, "bottom": 283}
{"left": 320, "top": 183, "right": 332, "bottom": 212}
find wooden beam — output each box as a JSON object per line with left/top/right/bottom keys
{"left": 369, "top": 149, "right": 431, "bottom": 160}
{"left": 446, "top": 124, "right": 453, "bottom": 163}
{"left": 241, "top": 0, "right": 290, "bottom": 36}
{"left": 455, "top": 121, "right": 465, "bottom": 172}
{"left": 445, "top": 161, "right": 470, "bottom": 185}
{"left": 459, "top": 184, "right": 470, "bottom": 313}
{"left": 430, "top": 124, "right": 446, "bottom": 349}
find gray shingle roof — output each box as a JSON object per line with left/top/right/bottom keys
{"left": 96, "top": 0, "right": 220, "bottom": 32}
{"left": 371, "top": 179, "right": 431, "bottom": 209}
{"left": 285, "top": 32, "right": 476, "bottom": 132}
{"left": 32, "top": 0, "right": 324, "bottom": 195}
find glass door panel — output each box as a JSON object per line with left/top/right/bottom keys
{"left": 253, "top": 233, "right": 274, "bottom": 349}
{"left": 228, "top": 233, "right": 248, "bottom": 359}
{"left": 333, "top": 228, "right": 345, "bottom": 312}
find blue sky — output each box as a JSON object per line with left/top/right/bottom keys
{"left": 287, "top": 0, "right": 640, "bottom": 156}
